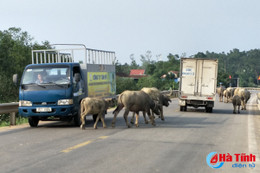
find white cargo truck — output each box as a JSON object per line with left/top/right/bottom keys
{"left": 178, "top": 58, "right": 218, "bottom": 113}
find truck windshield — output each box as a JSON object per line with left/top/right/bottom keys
{"left": 22, "top": 67, "right": 71, "bottom": 85}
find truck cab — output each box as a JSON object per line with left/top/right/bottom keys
{"left": 15, "top": 44, "right": 116, "bottom": 127}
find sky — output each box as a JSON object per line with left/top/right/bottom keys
{"left": 1, "top": 0, "right": 260, "bottom": 64}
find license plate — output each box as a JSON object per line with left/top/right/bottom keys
{"left": 36, "top": 107, "right": 52, "bottom": 112}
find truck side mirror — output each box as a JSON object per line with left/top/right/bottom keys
{"left": 74, "top": 73, "right": 80, "bottom": 83}
{"left": 13, "top": 74, "right": 18, "bottom": 85}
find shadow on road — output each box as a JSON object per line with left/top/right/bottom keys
{"left": 181, "top": 107, "right": 253, "bottom": 116}
{"left": 99, "top": 115, "right": 228, "bottom": 129}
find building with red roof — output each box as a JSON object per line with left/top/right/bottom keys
{"left": 129, "top": 69, "right": 147, "bottom": 80}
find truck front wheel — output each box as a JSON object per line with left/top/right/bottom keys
{"left": 74, "top": 110, "right": 82, "bottom": 127}
{"left": 74, "top": 104, "right": 82, "bottom": 127}
{"left": 28, "top": 117, "right": 39, "bottom": 127}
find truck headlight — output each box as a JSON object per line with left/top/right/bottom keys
{"left": 179, "top": 99, "right": 186, "bottom": 106}
{"left": 19, "top": 100, "right": 32, "bottom": 107}
{"left": 58, "top": 99, "right": 73, "bottom": 105}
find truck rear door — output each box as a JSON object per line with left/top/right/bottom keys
{"left": 180, "top": 59, "right": 196, "bottom": 95}
{"left": 200, "top": 60, "right": 217, "bottom": 97}
{"left": 180, "top": 59, "right": 217, "bottom": 98}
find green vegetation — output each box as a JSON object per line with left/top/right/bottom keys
{"left": 116, "top": 49, "right": 260, "bottom": 94}
{"left": 0, "top": 27, "right": 50, "bottom": 126}
{"left": 116, "top": 53, "right": 180, "bottom": 94}
{"left": 194, "top": 50, "right": 260, "bottom": 87}
{"left": 0, "top": 27, "right": 51, "bottom": 103}
{"left": 0, "top": 113, "right": 28, "bottom": 127}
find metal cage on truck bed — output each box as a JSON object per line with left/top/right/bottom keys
{"left": 31, "top": 44, "right": 116, "bottom": 65}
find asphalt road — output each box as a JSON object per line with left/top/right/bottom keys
{"left": 1, "top": 93, "right": 260, "bottom": 173}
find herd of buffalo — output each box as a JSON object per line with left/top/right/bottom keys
{"left": 79, "top": 87, "right": 171, "bottom": 130}
{"left": 79, "top": 86, "right": 252, "bottom": 130}
{"left": 216, "top": 87, "right": 251, "bottom": 114}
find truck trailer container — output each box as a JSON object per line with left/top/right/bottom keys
{"left": 178, "top": 58, "right": 218, "bottom": 113}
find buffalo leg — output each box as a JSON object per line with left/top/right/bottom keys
{"left": 80, "top": 114, "right": 86, "bottom": 130}
{"left": 93, "top": 113, "right": 100, "bottom": 129}
{"left": 123, "top": 109, "right": 131, "bottom": 128}
{"left": 233, "top": 105, "right": 236, "bottom": 114}
{"left": 100, "top": 112, "right": 107, "bottom": 128}
{"left": 111, "top": 105, "right": 123, "bottom": 128}
{"left": 130, "top": 112, "right": 135, "bottom": 124}
{"left": 159, "top": 105, "right": 164, "bottom": 121}
{"left": 132, "top": 112, "right": 148, "bottom": 124}
{"left": 147, "top": 110, "right": 156, "bottom": 126}
{"left": 135, "top": 112, "right": 139, "bottom": 127}
{"left": 93, "top": 112, "right": 107, "bottom": 129}
{"left": 142, "top": 111, "right": 148, "bottom": 124}
{"left": 241, "top": 100, "right": 245, "bottom": 110}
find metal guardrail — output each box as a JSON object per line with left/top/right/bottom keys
{"left": 244, "top": 87, "right": 260, "bottom": 91}
{"left": 0, "top": 102, "right": 19, "bottom": 114}
{"left": 0, "top": 102, "right": 19, "bottom": 125}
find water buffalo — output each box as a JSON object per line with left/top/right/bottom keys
{"left": 232, "top": 95, "right": 241, "bottom": 114}
{"left": 234, "top": 88, "right": 251, "bottom": 110}
{"left": 131, "top": 88, "right": 172, "bottom": 124}
{"left": 80, "top": 97, "right": 114, "bottom": 130}
{"left": 216, "top": 86, "right": 225, "bottom": 102}
{"left": 224, "top": 87, "right": 235, "bottom": 103}
{"left": 112, "top": 90, "right": 160, "bottom": 128}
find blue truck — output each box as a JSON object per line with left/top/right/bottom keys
{"left": 13, "top": 44, "right": 116, "bottom": 127}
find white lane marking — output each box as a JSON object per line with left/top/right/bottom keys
{"left": 248, "top": 94, "right": 260, "bottom": 172}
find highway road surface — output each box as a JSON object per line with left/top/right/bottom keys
{"left": 1, "top": 93, "right": 260, "bottom": 173}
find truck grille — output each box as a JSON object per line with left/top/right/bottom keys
{"left": 33, "top": 102, "right": 56, "bottom": 106}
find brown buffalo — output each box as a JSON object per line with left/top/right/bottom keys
{"left": 224, "top": 87, "right": 235, "bottom": 103}
{"left": 112, "top": 90, "right": 160, "bottom": 128}
{"left": 232, "top": 95, "right": 241, "bottom": 114}
{"left": 80, "top": 97, "right": 114, "bottom": 130}
{"left": 235, "top": 88, "right": 251, "bottom": 110}
{"left": 216, "top": 86, "right": 225, "bottom": 102}
{"left": 131, "top": 88, "right": 171, "bottom": 124}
